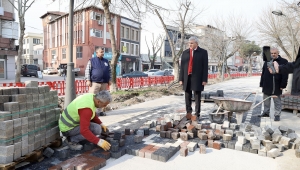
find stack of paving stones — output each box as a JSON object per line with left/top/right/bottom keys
{"left": 0, "top": 81, "right": 61, "bottom": 164}
{"left": 281, "top": 94, "right": 300, "bottom": 112}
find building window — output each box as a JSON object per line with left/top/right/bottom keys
{"left": 90, "top": 29, "right": 103, "bottom": 38}
{"left": 51, "top": 50, "right": 56, "bottom": 59}
{"left": 121, "top": 26, "right": 124, "bottom": 38}
{"left": 76, "top": 46, "right": 83, "bottom": 59}
{"left": 27, "top": 39, "right": 29, "bottom": 43}
{"left": 131, "top": 29, "right": 135, "bottom": 40}
{"left": 131, "top": 44, "right": 135, "bottom": 55}
{"left": 136, "top": 30, "right": 139, "bottom": 41}
{"left": 26, "top": 49, "right": 29, "bottom": 54}
{"left": 33, "top": 38, "right": 40, "bottom": 44}
{"left": 23, "top": 49, "right": 26, "bottom": 54}
{"left": 62, "top": 48, "right": 66, "bottom": 59}
{"left": 135, "top": 44, "right": 139, "bottom": 56}
{"left": 125, "top": 28, "right": 129, "bottom": 39}
{"left": 120, "top": 42, "right": 125, "bottom": 53}
{"left": 95, "top": 13, "right": 103, "bottom": 21}
{"left": 34, "top": 59, "right": 38, "bottom": 65}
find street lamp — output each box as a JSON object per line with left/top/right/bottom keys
{"left": 272, "top": 10, "right": 295, "bottom": 94}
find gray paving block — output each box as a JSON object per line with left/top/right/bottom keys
{"left": 0, "top": 154, "right": 14, "bottom": 164}
{"left": 0, "top": 120, "right": 13, "bottom": 130}
{"left": 32, "top": 94, "right": 39, "bottom": 102}
{"left": 21, "top": 147, "right": 29, "bottom": 156}
{"left": 0, "top": 129, "right": 13, "bottom": 139}
{"left": 22, "top": 135, "right": 28, "bottom": 148}
{"left": 258, "top": 149, "right": 267, "bottom": 157}
{"left": 13, "top": 149, "right": 21, "bottom": 160}
{"left": 18, "top": 88, "right": 30, "bottom": 95}
{"left": 267, "top": 148, "right": 281, "bottom": 158}
{"left": 250, "top": 149, "right": 258, "bottom": 154}
{"left": 21, "top": 125, "right": 28, "bottom": 135}
{"left": 2, "top": 88, "right": 11, "bottom": 95}
{"left": 0, "top": 95, "right": 10, "bottom": 103}
{"left": 10, "top": 94, "right": 27, "bottom": 103}
{"left": 0, "top": 145, "right": 14, "bottom": 156}
{"left": 4, "top": 102, "right": 19, "bottom": 119}
{"left": 19, "top": 102, "right": 27, "bottom": 117}
{"left": 28, "top": 144, "right": 34, "bottom": 153}
{"left": 43, "top": 147, "right": 54, "bottom": 158}
{"left": 14, "top": 142, "right": 21, "bottom": 151}
{"left": 13, "top": 118, "right": 22, "bottom": 127}
{"left": 25, "top": 81, "right": 38, "bottom": 87}
{"left": 0, "top": 111, "right": 12, "bottom": 121}
{"left": 187, "top": 142, "right": 197, "bottom": 152}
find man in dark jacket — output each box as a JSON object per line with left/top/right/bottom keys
{"left": 270, "top": 47, "right": 300, "bottom": 96}
{"left": 259, "top": 47, "right": 288, "bottom": 121}
{"left": 85, "top": 47, "right": 111, "bottom": 116}
{"left": 179, "top": 36, "right": 208, "bottom": 120}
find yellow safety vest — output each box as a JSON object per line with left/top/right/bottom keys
{"left": 59, "top": 93, "right": 96, "bottom": 132}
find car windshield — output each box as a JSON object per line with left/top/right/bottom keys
{"left": 149, "top": 70, "right": 158, "bottom": 72}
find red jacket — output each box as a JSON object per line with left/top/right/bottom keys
{"left": 78, "top": 108, "right": 102, "bottom": 144}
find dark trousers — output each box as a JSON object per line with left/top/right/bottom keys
{"left": 185, "top": 75, "right": 201, "bottom": 117}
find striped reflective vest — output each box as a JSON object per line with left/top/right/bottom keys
{"left": 59, "top": 93, "right": 96, "bottom": 132}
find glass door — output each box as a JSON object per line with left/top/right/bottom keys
{"left": 0, "top": 59, "right": 5, "bottom": 79}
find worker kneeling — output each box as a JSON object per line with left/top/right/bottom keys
{"left": 59, "top": 91, "right": 111, "bottom": 151}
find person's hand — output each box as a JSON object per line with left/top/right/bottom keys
{"left": 97, "top": 139, "right": 111, "bottom": 151}
{"left": 273, "top": 61, "right": 279, "bottom": 73}
{"left": 101, "top": 124, "right": 107, "bottom": 132}
{"left": 202, "top": 82, "right": 207, "bottom": 86}
{"left": 179, "top": 81, "right": 183, "bottom": 85}
{"left": 86, "top": 80, "right": 92, "bottom": 87}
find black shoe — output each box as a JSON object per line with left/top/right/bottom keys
{"left": 258, "top": 113, "right": 269, "bottom": 117}
{"left": 99, "top": 112, "right": 106, "bottom": 116}
{"left": 274, "top": 116, "right": 280, "bottom": 121}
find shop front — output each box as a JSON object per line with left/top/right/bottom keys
{"left": 121, "top": 55, "right": 139, "bottom": 74}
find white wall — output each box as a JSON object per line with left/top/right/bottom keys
{"left": 6, "top": 55, "right": 15, "bottom": 79}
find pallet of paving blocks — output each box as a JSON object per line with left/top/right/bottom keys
{"left": 281, "top": 94, "right": 300, "bottom": 114}
{"left": 0, "top": 81, "right": 62, "bottom": 167}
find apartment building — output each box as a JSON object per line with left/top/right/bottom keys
{"left": 40, "top": 6, "right": 121, "bottom": 76}
{"left": 22, "top": 32, "right": 43, "bottom": 65}
{"left": 119, "top": 17, "right": 141, "bottom": 73}
{"left": 33, "top": 44, "right": 44, "bottom": 70}
{"left": 0, "top": 0, "right": 19, "bottom": 79}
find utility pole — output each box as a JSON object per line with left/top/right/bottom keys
{"left": 64, "top": 0, "right": 76, "bottom": 108}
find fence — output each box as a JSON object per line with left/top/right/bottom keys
{"left": 0, "top": 73, "right": 261, "bottom": 96}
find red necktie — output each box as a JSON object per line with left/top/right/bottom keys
{"left": 188, "top": 48, "right": 193, "bottom": 75}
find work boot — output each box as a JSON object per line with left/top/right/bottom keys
{"left": 99, "top": 112, "right": 107, "bottom": 116}
{"left": 274, "top": 116, "right": 280, "bottom": 121}
{"left": 258, "top": 112, "right": 269, "bottom": 117}
{"left": 64, "top": 138, "right": 83, "bottom": 151}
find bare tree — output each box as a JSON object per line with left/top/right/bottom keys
{"left": 202, "top": 14, "right": 253, "bottom": 80}
{"left": 8, "top": 0, "right": 35, "bottom": 83}
{"left": 145, "top": 34, "right": 164, "bottom": 69}
{"left": 155, "top": 0, "right": 204, "bottom": 82}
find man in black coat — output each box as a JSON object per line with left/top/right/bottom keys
{"left": 259, "top": 47, "right": 288, "bottom": 121}
{"left": 270, "top": 47, "right": 300, "bottom": 96}
{"left": 179, "top": 36, "right": 208, "bottom": 120}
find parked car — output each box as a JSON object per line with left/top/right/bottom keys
{"left": 144, "top": 69, "right": 159, "bottom": 75}
{"left": 21, "top": 64, "right": 40, "bottom": 77}
{"left": 163, "top": 69, "right": 174, "bottom": 75}
{"left": 57, "top": 64, "right": 80, "bottom": 76}
{"left": 122, "top": 71, "right": 148, "bottom": 78}
{"left": 150, "top": 70, "right": 172, "bottom": 76}
{"left": 43, "top": 67, "right": 58, "bottom": 75}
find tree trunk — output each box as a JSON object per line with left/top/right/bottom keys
{"left": 16, "top": 19, "right": 25, "bottom": 83}
{"left": 248, "top": 57, "right": 252, "bottom": 77}
{"left": 102, "top": 0, "right": 119, "bottom": 92}
{"left": 217, "top": 63, "right": 222, "bottom": 80}
{"left": 150, "top": 58, "right": 155, "bottom": 69}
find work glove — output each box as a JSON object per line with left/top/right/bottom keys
{"left": 97, "top": 139, "right": 111, "bottom": 151}
{"left": 101, "top": 124, "right": 107, "bottom": 132}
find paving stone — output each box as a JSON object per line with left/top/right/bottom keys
{"left": 21, "top": 147, "right": 29, "bottom": 156}
{"left": 223, "top": 121, "right": 230, "bottom": 129}
{"left": 43, "top": 147, "right": 54, "bottom": 158}
{"left": 228, "top": 141, "right": 236, "bottom": 150}
{"left": 267, "top": 148, "right": 281, "bottom": 158}
{"left": 0, "top": 95, "right": 10, "bottom": 104}
{"left": 199, "top": 144, "right": 206, "bottom": 154}
{"left": 165, "top": 131, "right": 172, "bottom": 139}
{"left": 262, "top": 140, "right": 272, "bottom": 147}
{"left": 13, "top": 149, "right": 21, "bottom": 160}
{"left": 264, "top": 125, "right": 274, "bottom": 135}
{"left": 230, "top": 123, "right": 238, "bottom": 130}
{"left": 207, "top": 131, "right": 216, "bottom": 140}
{"left": 287, "top": 133, "right": 298, "bottom": 142}
{"left": 0, "top": 154, "right": 14, "bottom": 164}
{"left": 272, "top": 134, "right": 282, "bottom": 143}
{"left": 242, "top": 143, "right": 251, "bottom": 152}
{"left": 25, "top": 81, "right": 38, "bottom": 87}
{"left": 279, "top": 136, "right": 291, "bottom": 147}
{"left": 0, "top": 111, "right": 11, "bottom": 121}
{"left": 198, "top": 132, "right": 208, "bottom": 140}
{"left": 134, "top": 135, "right": 143, "bottom": 143}
{"left": 207, "top": 140, "right": 214, "bottom": 148}
{"left": 235, "top": 142, "right": 243, "bottom": 151}
{"left": 10, "top": 94, "right": 27, "bottom": 103}
{"left": 249, "top": 148, "right": 258, "bottom": 154}
{"left": 55, "top": 146, "right": 70, "bottom": 159}
{"left": 251, "top": 139, "right": 261, "bottom": 150}
{"left": 235, "top": 131, "right": 243, "bottom": 137}
{"left": 187, "top": 132, "right": 194, "bottom": 139}
{"left": 180, "top": 147, "right": 188, "bottom": 157}
{"left": 171, "top": 132, "right": 179, "bottom": 140}
{"left": 238, "top": 136, "right": 246, "bottom": 144}
{"left": 279, "top": 126, "right": 288, "bottom": 133}
{"left": 0, "top": 145, "right": 14, "bottom": 156}
{"left": 4, "top": 102, "right": 19, "bottom": 119}
{"left": 223, "top": 134, "right": 232, "bottom": 141}
{"left": 258, "top": 148, "right": 267, "bottom": 157}
{"left": 287, "top": 128, "right": 295, "bottom": 135}
{"left": 213, "top": 141, "right": 221, "bottom": 150}
{"left": 187, "top": 142, "right": 197, "bottom": 152}
{"left": 179, "top": 132, "right": 188, "bottom": 141}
